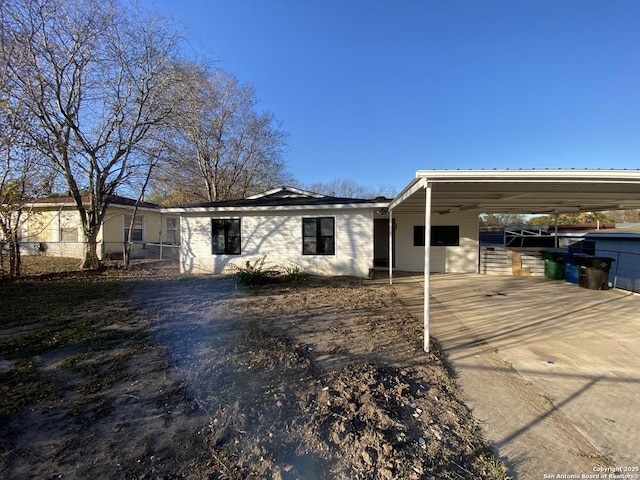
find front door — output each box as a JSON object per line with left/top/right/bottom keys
{"left": 374, "top": 218, "right": 395, "bottom": 268}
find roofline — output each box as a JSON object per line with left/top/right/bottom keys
{"left": 163, "top": 202, "right": 390, "bottom": 214}
{"left": 558, "top": 231, "right": 640, "bottom": 239}
{"left": 414, "top": 169, "right": 640, "bottom": 183}
{"left": 389, "top": 177, "right": 425, "bottom": 210}
{"left": 245, "top": 186, "right": 326, "bottom": 199}
{"left": 27, "top": 201, "right": 160, "bottom": 213}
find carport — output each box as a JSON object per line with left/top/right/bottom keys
{"left": 388, "top": 169, "right": 640, "bottom": 352}
{"left": 391, "top": 273, "right": 640, "bottom": 477}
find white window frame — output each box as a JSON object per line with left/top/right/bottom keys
{"left": 123, "top": 214, "right": 144, "bottom": 242}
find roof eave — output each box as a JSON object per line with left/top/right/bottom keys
{"left": 163, "top": 201, "right": 390, "bottom": 214}
{"left": 415, "top": 169, "right": 640, "bottom": 183}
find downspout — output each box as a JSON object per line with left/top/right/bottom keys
{"left": 554, "top": 210, "right": 559, "bottom": 248}
{"left": 423, "top": 182, "right": 432, "bottom": 353}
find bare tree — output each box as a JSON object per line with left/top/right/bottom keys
{"left": 151, "top": 65, "right": 291, "bottom": 204}
{"left": 304, "top": 179, "right": 396, "bottom": 199}
{"left": 480, "top": 213, "right": 527, "bottom": 226}
{"left": 0, "top": 37, "right": 56, "bottom": 278}
{"left": 607, "top": 209, "right": 640, "bottom": 223}
{"left": 1, "top": 0, "right": 183, "bottom": 268}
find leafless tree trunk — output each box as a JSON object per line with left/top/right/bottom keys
{"left": 1, "top": 0, "right": 182, "bottom": 269}
{"left": 0, "top": 45, "right": 55, "bottom": 278}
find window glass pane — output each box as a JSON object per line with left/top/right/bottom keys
{"left": 124, "top": 214, "right": 143, "bottom": 228}
{"left": 413, "top": 226, "right": 425, "bottom": 246}
{"left": 431, "top": 226, "right": 459, "bottom": 246}
{"left": 228, "top": 236, "right": 241, "bottom": 254}
{"left": 212, "top": 220, "right": 225, "bottom": 254}
{"left": 228, "top": 219, "right": 240, "bottom": 236}
{"left": 303, "top": 219, "right": 317, "bottom": 237}
{"left": 212, "top": 236, "right": 225, "bottom": 254}
{"left": 60, "top": 227, "right": 77, "bottom": 242}
{"left": 320, "top": 218, "right": 334, "bottom": 236}
{"left": 166, "top": 217, "right": 177, "bottom": 229}
{"left": 125, "top": 228, "right": 143, "bottom": 242}
{"left": 321, "top": 237, "right": 335, "bottom": 255}
{"left": 212, "top": 220, "right": 224, "bottom": 234}
{"left": 303, "top": 238, "right": 317, "bottom": 255}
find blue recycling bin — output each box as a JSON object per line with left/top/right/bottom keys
{"left": 563, "top": 253, "right": 579, "bottom": 284}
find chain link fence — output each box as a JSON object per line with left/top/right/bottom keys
{"left": 21, "top": 241, "right": 180, "bottom": 262}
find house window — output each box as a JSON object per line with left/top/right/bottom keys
{"left": 60, "top": 227, "right": 78, "bottom": 242}
{"left": 414, "top": 225, "right": 460, "bottom": 247}
{"left": 59, "top": 211, "right": 78, "bottom": 242}
{"left": 303, "top": 217, "right": 335, "bottom": 255}
{"left": 212, "top": 219, "right": 241, "bottom": 255}
{"left": 124, "top": 214, "right": 144, "bottom": 242}
{"left": 165, "top": 217, "right": 178, "bottom": 244}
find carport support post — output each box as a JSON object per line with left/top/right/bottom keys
{"left": 423, "top": 182, "right": 432, "bottom": 353}
{"left": 388, "top": 209, "right": 394, "bottom": 284}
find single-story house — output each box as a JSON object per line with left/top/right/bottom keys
{"left": 164, "top": 171, "right": 640, "bottom": 285}
{"left": 14, "top": 170, "right": 640, "bottom": 351}
{"left": 164, "top": 186, "right": 391, "bottom": 277}
{"left": 19, "top": 195, "right": 179, "bottom": 260}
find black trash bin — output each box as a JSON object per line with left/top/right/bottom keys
{"left": 575, "top": 256, "right": 614, "bottom": 290}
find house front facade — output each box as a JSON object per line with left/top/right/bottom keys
{"left": 165, "top": 186, "right": 481, "bottom": 278}
{"left": 166, "top": 187, "right": 391, "bottom": 277}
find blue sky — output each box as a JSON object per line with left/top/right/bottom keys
{"left": 145, "top": 0, "right": 640, "bottom": 193}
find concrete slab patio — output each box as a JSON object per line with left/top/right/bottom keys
{"left": 391, "top": 273, "right": 640, "bottom": 480}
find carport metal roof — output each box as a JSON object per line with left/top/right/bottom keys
{"left": 387, "top": 169, "right": 640, "bottom": 352}
{"left": 389, "top": 169, "right": 640, "bottom": 214}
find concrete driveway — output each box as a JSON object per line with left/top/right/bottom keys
{"left": 391, "top": 274, "right": 640, "bottom": 480}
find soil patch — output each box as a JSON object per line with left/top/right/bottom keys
{"left": 0, "top": 267, "right": 509, "bottom": 479}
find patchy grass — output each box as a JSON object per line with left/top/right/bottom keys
{"left": 5, "top": 256, "right": 82, "bottom": 277}
{"left": 0, "top": 257, "right": 511, "bottom": 479}
{"left": 0, "top": 276, "right": 146, "bottom": 429}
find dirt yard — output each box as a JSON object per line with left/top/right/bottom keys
{"left": 0, "top": 260, "right": 509, "bottom": 479}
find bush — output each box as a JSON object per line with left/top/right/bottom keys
{"left": 232, "top": 256, "right": 279, "bottom": 286}
{"left": 282, "top": 264, "right": 307, "bottom": 283}
{"left": 232, "top": 258, "right": 308, "bottom": 285}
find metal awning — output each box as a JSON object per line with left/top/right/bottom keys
{"left": 387, "top": 169, "right": 640, "bottom": 352}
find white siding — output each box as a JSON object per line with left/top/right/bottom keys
{"left": 179, "top": 209, "right": 375, "bottom": 277}
{"left": 393, "top": 211, "right": 478, "bottom": 273}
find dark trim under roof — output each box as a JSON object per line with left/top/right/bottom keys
{"left": 172, "top": 187, "right": 391, "bottom": 209}
{"left": 28, "top": 194, "right": 160, "bottom": 209}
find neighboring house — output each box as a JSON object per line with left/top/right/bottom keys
{"left": 165, "top": 187, "right": 391, "bottom": 277}
{"left": 20, "top": 195, "right": 179, "bottom": 260}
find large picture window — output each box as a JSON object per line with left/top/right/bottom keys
{"left": 212, "top": 219, "right": 241, "bottom": 254}
{"left": 303, "top": 217, "right": 335, "bottom": 255}
{"left": 413, "top": 225, "right": 460, "bottom": 247}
